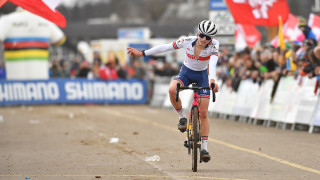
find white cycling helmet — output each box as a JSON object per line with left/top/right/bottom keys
{"left": 198, "top": 20, "right": 218, "bottom": 37}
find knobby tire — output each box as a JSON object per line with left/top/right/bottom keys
{"left": 191, "top": 106, "right": 199, "bottom": 172}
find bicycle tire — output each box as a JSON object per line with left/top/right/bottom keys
{"left": 191, "top": 106, "right": 199, "bottom": 172}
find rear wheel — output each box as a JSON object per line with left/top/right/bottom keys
{"left": 191, "top": 106, "right": 199, "bottom": 172}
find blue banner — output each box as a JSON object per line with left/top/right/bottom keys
{"left": 0, "top": 79, "right": 147, "bottom": 106}
{"left": 210, "top": 0, "right": 228, "bottom": 10}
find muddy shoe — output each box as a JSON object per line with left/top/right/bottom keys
{"left": 200, "top": 150, "right": 211, "bottom": 163}
{"left": 177, "top": 118, "right": 187, "bottom": 132}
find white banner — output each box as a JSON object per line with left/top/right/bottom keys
{"left": 268, "top": 76, "right": 296, "bottom": 122}
{"left": 250, "top": 80, "right": 274, "bottom": 120}
{"left": 156, "top": 76, "right": 319, "bottom": 129}
{"left": 290, "top": 77, "right": 318, "bottom": 124}
{"left": 233, "top": 79, "right": 260, "bottom": 116}
{"left": 310, "top": 96, "right": 320, "bottom": 126}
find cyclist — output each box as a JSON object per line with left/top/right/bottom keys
{"left": 127, "top": 20, "right": 219, "bottom": 163}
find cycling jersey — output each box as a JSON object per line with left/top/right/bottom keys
{"left": 144, "top": 36, "right": 219, "bottom": 80}
{"left": 0, "top": 10, "right": 65, "bottom": 80}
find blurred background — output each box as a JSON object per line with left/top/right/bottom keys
{"left": 0, "top": 0, "right": 318, "bottom": 62}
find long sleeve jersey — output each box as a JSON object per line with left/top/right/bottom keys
{"left": 145, "top": 36, "right": 219, "bottom": 80}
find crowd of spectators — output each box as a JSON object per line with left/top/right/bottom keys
{"left": 0, "top": 37, "right": 319, "bottom": 95}
{"left": 48, "top": 51, "right": 180, "bottom": 81}
{"left": 217, "top": 39, "right": 320, "bottom": 92}
{"left": 28, "top": 33, "right": 316, "bottom": 95}
{"left": 1, "top": 18, "right": 319, "bottom": 90}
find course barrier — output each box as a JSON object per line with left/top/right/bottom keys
{"left": 155, "top": 76, "right": 319, "bottom": 133}
{"left": 0, "top": 78, "right": 147, "bottom": 105}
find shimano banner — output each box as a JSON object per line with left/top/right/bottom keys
{"left": 0, "top": 79, "right": 147, "bottom": 106}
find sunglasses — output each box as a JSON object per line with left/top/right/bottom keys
{"left": 199, "top": 33, "right": 212, "bottom": 41}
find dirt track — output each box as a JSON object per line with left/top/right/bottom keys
{"left": 0, "top": 105, "right": 319, "bottom": 180}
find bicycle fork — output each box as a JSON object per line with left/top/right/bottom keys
{"left": 185, "top": 106, "right": 202, "bottom": 159}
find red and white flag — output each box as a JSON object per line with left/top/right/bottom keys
{"left": 235, "top": 24, "right": 261, "bottom": 48}
{"left": 270, "top": 35, "right": 279, "bottom": 48}
{"left": 0, "top": 0, "right": 7, "bottom": 7}
{"left": 0, "top": 0, "right": 66, "bottom": 28}
{"left": 235, "top": 26, "right": 247, "bottom": 51}
{"left": 283, "top": 14, "right": 305, "bottom": 42}
{"left": 308, "top": 13, "right": 320, "bottom": 42}
{"left": 225, "top": 0, "right": 290, "bottom": 26}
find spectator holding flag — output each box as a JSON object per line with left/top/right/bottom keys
{"left": 298, "top": 16, "right": 317, "bottom": 43}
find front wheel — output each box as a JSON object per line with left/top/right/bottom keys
{"left": 191, "top": 106, "right": 199, "bottom": 172}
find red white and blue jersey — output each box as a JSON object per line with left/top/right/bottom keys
{"left": 172, "top": 36, "right": 219, "bottom": 71}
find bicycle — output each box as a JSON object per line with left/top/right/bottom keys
{"left": 175, "top": 82, "right": 215, "bottom": 172}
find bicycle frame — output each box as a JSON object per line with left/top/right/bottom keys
{"left": 175, "top": 82, "right": 215, "bottom": 172}
{"left": 186, "top": 88, "right": 201, "bottom": 153}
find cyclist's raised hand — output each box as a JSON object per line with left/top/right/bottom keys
{"left": 127, "top": 47, "right": 143, "bottom": 57}
{"left": 210, "top": 79, "right": 219, "bottom": 92}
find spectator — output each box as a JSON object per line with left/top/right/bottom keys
{"left": 260, "top": 49, "right": 278, "bottom": 80}
{"left": 308, "top": 46, "right": 320, "bottom": 77}
{"left": 93, "top": 51, "right": 102, "bottom": 65}
{"left": 298, "top": 40, "right": 317, "bottom": 77}
{"left": 131, "top": 58, "right": 146, "bottom": 80}
{"left": 70, "top": 56, "right": 80, "bottom": 78}
{"left": 77, "top": 60, "right": 91, "bottom": 78}
{"left": 99, "top": 61, "right": 118, "bottom": 80}
{"left": 59, "top": 59, "right": 70, "bottom": 78}
{"left": 229, "top": 52, "right": 243, "bottom": 91}
{"left": 117, "top": 62, "right": 129, "bottom": 79}
{"left": 89, "top": 60, "right": 101, "bottom": 79}
{"left": 298, "top": 16, "right": 317, "bottom": 42}
{"left": 50, "top": 57, "right": 62, "bottom": 78}
{"left": 218, "top": 46, "right": 231, "bottom": 66}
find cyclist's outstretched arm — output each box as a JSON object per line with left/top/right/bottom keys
{"left": 127, "top": 43, "right": 175, "bottom": 57}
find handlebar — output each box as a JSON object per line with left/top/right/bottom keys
{"left": 175, "top": 83, "right": 216, "bottom": 102}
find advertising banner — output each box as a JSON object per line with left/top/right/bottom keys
{"left": 290, "top": 77, "right": 318, "bottom": 125}
{"left": 210, "top": 0, "right": 228, "bottom": 10}
{"left": 311, "top": 97, "right": 320, "bottom": 126}
{"left": 233, "top": 79, "right": 260, "bottom": 117}
{"left": 250, "top": 80, "right": 274, "bottom": 120}
{"left": 0, "top": 79, "right": 147, "bottom": 106}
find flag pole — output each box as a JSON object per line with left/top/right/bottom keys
{"left": 278, "top": 16, "right": 285, "bottom": 50}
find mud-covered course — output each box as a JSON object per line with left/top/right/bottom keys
{"left": 0, "top": 105, "right": 319, "bottom": 180}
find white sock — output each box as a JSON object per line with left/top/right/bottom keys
{"left": 201, "top": 137, "right": 208, "bottom": 151}
{"left": 175, "top": 107, "right": 186, "bottom": 119}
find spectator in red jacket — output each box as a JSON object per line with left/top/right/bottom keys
{"left": 99, "top": 60, "right": 118, "bottom": 80}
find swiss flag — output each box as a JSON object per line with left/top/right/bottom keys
{"left": 0, "top": 0, "right": 66, "bottom": 28}
{"left": 235, "top": 24, "right": 261, "bottom": 48}
{"left": 225, "top": 0, "right": 290, "bottom": 26}
{"left": 283, "top": 14, "right": 305, "bottom": 42}
{"left": 308, "top": 13, "right": 320, "bottom": 42}
{"left": 0, "top": 0, "right": 7, "bottom": 7}
{"left": 271, "top": 14, "right": 305, "bottom": 48}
